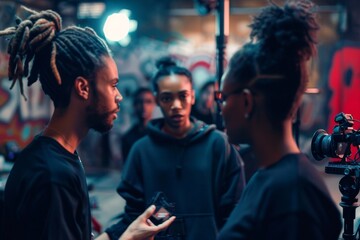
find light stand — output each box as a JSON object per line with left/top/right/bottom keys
{"left": 214, "top": 0, "right": 229, "bottom": 131}
{"left": 194, "top": 0, "right": 229, "bottom": 131}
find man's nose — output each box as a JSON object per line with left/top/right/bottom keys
{"left": 115, "top": 93, "right": 123, "bottom": 103}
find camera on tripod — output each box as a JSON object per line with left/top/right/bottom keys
{"left": 311, "top": 112, "right": 360, "bottom": 240}
{"left": 311, "top": 112, "right": 360, "bottom": 175}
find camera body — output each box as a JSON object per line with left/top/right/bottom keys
{"left": 311, "top": 112, "right": 360, "bottom": 161}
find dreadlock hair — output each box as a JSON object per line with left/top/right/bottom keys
{"left": 0, "top": 6, "right": 111, "bottom": 108}
{"left": 227, "top": 0, "right": 319, "bottom": 127}
{"left": 152, "top": 56, "right": 193, "bottom": 94}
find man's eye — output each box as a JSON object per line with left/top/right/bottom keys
{"left": 112, "top": 82, "right": 118, "bottom": 88}
{"left": 179, "top": 95, "right": 187, "bottom": 100}
{"left": 161, "top": 96, "right": 172, "bottom": 102}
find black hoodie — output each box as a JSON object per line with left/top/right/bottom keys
{"left": 106, "top": 118, "right": 245, "bottom": 240}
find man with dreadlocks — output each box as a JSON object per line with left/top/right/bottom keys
{"left": 0, "top": 6, "right": 174, "bottom": 240}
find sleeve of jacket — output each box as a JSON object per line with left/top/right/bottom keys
{"left": 104, "top": 145, "right": 146, "bottom": 240}
{"left": 215, "top": 135, "right": 246, "bottom": 230}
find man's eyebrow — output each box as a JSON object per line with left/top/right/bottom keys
{"left": 159, "top": 89, "right": 191, "bottom": 94}
{"left": 178, "top": 90, "right": 189, "bottom": 94}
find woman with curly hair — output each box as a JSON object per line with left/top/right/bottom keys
{"left": 217, "top": 0, "right": 342, "bottom": 239}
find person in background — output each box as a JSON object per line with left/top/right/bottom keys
{"left": 0, "top": 6, "right": 174, "bottom": 240}
{"left": 99, "top": 57, "right": 245, "bottom": 240}
{"left": 110, "top": 0, "right": 343, "bottom": 240}
{"left": 191, "top": 79, "right": 216, "bottom": 125}
{"left": 121, "top": 87, "right": 156, "bottom": 162}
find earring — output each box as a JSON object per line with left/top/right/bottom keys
{"left": 244, "top": 113, "right": 249, "bottom": 119}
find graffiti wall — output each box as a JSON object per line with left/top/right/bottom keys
{"left": 0, "top": 52, "right": 53, "bottom": 149}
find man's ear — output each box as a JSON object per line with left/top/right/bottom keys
{"left": 74, "top": 77, "right": 90, "bottom": 100}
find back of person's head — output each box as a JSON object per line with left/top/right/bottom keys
{"left": 227, "top": 0, "right": 319, "bottom": 126}
{"left": 152, "top": 57, "right": 193, "bottom": 94}
{"left": 0, "top": 6, "right": 111, "bottom": 108}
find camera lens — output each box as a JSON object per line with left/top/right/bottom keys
{"left": 311, "top": 129, "right": 337, "bottom": 160}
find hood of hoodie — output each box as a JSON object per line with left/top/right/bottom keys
{"left": 146, "top": 117, "right": 216, "bottom": 145}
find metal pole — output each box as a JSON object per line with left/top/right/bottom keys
{"left": 215, "top": 0, "right": 229, "bottom": 130}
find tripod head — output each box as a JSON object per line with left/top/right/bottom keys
{"left": 339, "top": 172, "right": 359, "bottom": 203}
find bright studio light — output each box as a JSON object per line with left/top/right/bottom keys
{"left": 103, "top": 9, "right": 137, "bottom": 46}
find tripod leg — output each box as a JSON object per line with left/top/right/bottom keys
{"left": 341, "top": 203, "right": 356, "bottom": 240}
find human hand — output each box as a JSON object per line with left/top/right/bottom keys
{"left": 119, "top": 205, "right": 176, "bottom": 240}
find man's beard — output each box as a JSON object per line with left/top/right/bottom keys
{"left": 86, "top": 102, "right": 116, "bottom": 133}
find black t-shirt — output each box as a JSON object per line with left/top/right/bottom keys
{"left": 3, "top": 135, "right": 91, "bottom": 240}
{"left": 218, "top": 153, "right": 342, "bottom": 240}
